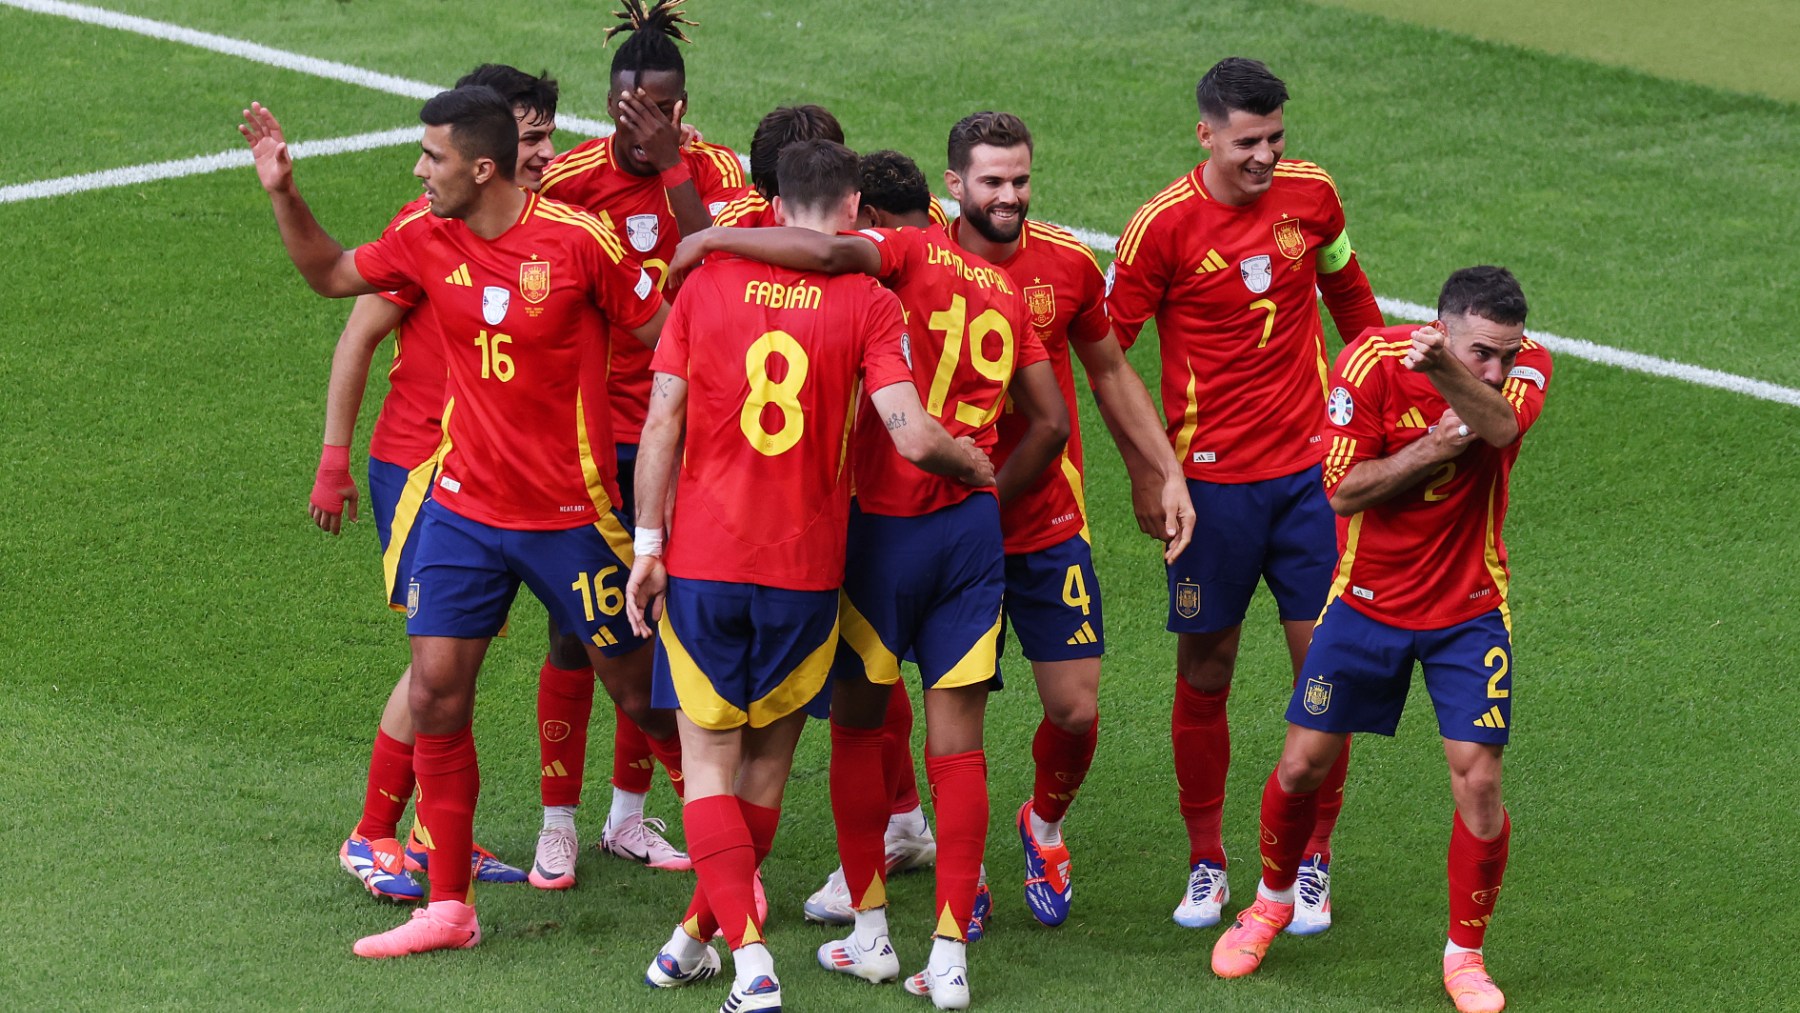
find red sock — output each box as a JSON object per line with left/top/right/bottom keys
{"left": 537, "top": 659, "right": 595, "bottom": 807}
{"left": 832, "top": 722, "right": 891, "bottom": 909}
{"left": 680, "top": 800, "right": 780, "bottom": 941}
{"left": 883, "top": 685, "right": 922, "bottom": 815}
{"left": 925, "top": 749, "right": 988, "bottom": 941}
{"left": 1173, "top": 680, "right": 1230, "bottom": 865}
{"left": 646, "top": 730, "right": 685, "bottom": 800}
{"left": 1447, "top": 809, "right": 1511, "bottom": 949}
{"left": 611, "top": 703, "right": 656, "bottom": 794}
{"left": 1258, "top": 768, "right": 1319, "bottom": 892}
{"left": 686, "top": 795, "right": 761, "bottom": 949}
{"left": 1031, "top": 714, "right": 1098, "bottom": 823}
{"left": 413, "top": 727, "right": 480, "bottom": 904}
{"left": 1303, "top": 735, "right": 1351, "bottom": 863}
{"left": 354, "top": 729, "right": 415, "bottom": 840}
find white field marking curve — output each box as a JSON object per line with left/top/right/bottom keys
{"left": 8, "top": 0, "right": 1798, "bottom": 410}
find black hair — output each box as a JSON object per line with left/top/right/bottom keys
{"left": 749, "top": 105, "right": 844, "bottom": 198}
{"left": 1438, "top": 266, "right": 1528, "bottom": 326}
{"left": 858, "top": 150, "right": 932, "bottom": 217}
{"left": 419, "top": 85, "right": 518, "bottom": 180}
{"left": 947, "top": 111, "right": 1033, "bottom": 174}
{"left": 454, "top": 64, "right": 560, "bottom": 122}
{"left": 1195, "top": 57, "right": 1288, "bottom": 121}
{"left": 606, "top": 0, "right": 696, "bottom": 86}
{"left": 776, "top": 140, "right": 860, "bottom": 214}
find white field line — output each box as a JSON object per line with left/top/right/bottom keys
{"left": 9, "top": 0, "right": 1799, "bottom": 410}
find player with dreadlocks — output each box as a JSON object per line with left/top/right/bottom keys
{"left": 525, "top": 0, "right": 747, "bottom": 892}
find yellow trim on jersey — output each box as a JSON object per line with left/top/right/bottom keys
{"left": 1322, "top": 435, "right": 1359, "bottom": 488}
{"left": 382, "top": 400, "right": 457, "bottom": 609}
{"left": 1313, "top": 329, "right": 1331, "bottom": 399}
{"left": 392, "top": 204, "right": 434, "bottom": 233}
{"left": 746, "top": 612, "right": 840, "bottom": 728}
{"left": 1345, "top": 338, "right": 1409, "bottom": 387}
{"left": 574, "top": 389, "right": 635, "bottom": 563}
{"left": 930, "top": 612, "right": 1003, "bottom": 690}
{"left": 1024, "top": 221, "right": 1103, "bottom": 269}
{"left": 532, "top": 200, "right": 629, "bottom": 264}
{"left": 839, "top": 592, "right": 902, "bottom": 686}
{"left": 1482, "top": 474, "right": 1511, "bottom": 618}
{"left": 1319, "top": 512, "right": 1366, "bottom": 623}
{"left": 1116, "top": 178, "right": 1196, "bottom": 266}
{"left": 1273, "top": 160, "right": 1340, "bottom": 195}
{"left": 691, "top": 141, "right": 746, "bottom": 189}
{"left": 1171, "top": 366, "right": 1200, "bottom": 464}
{"left": 658, "top": 617, "right": 749, "bottom": 730}
{"left": 1059, "top": 452, "right": 1091, "bottom": 542}
{"left": 928, "top": 197, "right": 950, "bottom": 228}
{"left": 538, "top": 142, "right": 611, "bottom": 191}
{"left": 714, "top": 191, "right": 768, "bottom": 227}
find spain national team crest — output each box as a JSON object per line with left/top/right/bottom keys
{"left": 1239, "top": 255, "right": 1273, "bottom": 295}
{"left": 1303, "top": 677, "right": 1333, "bottom": 715}
{"left": 1175, "top": 581, "right": 1202, "bottom": 619}
{"left": 519, "top": 260, "right": 552, "bottom": 304}
{"left": 406, "top": 581, "right": 421, "bottom": 619}
{"left": 626, "top": 213, "right": 660, "bottom": 253}
{"left": 1024, "top": 284, "right": 1057, "bottom": 329}
{"left": 1274, "top": 218, "right": 1307, "bottom": 260}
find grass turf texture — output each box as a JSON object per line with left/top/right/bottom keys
{"left": 1, "top": 0, "right": 1795, "bottom": 1009}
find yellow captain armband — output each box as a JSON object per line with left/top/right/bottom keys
{"left": 1318, "top": 230, "right": 1353, "bottom": 274}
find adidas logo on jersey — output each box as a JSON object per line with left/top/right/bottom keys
{"left": 1065, "top": 621, "right": 1099, "bottom": 646}
{"left": 1193, "top": 249, "right": 1229, "bottom": 274}
{"left": 444, "top": 263, "right": 472, "bottom": 286}
{"left": 1397, "top": 407, "right": 1428, "bottom": 429}
{"left": 1473, "top": 706, "right": 1507, "bottom": 730}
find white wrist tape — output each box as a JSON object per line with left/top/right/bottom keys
{"left": 633, "top": 527, "right": 666, "bottom": 558}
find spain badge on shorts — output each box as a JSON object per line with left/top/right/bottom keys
{"left": 406, "top": 580, "right": 421, "bottom": 619}
{"left": 1175, "top": 580, "right": 1202, "bottom": 619}
{"left": 1303, "top": 677, "right": 1333, "bottom": 716}
{"left": 519, "top": 260, "right": 551, "bottom": 304}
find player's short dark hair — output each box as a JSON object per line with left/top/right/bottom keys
{"left": 947, "top": 111, "right": 1033, "bottom": 174}
{"left": 1195, "top": 57, "right": 1288, "bottom": 121}
{"left": 749, "top": 105, "right": 845, "bottom": 198}
{"left": 606, "top": 0, "right": 696, "bottom": 86}
{"left": 455, "top": 64, "right": 559, "bottom": 122}
{"left": 419, "top": 86, "right": 518, "bottom": 180}
{"left": 1438, "top": 266, "right": 1529, "bottom": 326}
{"left": 776, "top": 140, "right": 860, "bottom": 214}
{"left": 859, "top": 150, "right": 933, "bottom": 216}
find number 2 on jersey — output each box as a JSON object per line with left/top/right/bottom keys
{"left": 926, "top": 294, "right": 1015, "bottom": 427}
{"left": 740, "top": 330, "right": 810, "bottom": 456}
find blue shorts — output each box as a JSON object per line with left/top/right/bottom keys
{"left": 1001, "top": 533, "right": 1104, "bottom": 664}
{"left": 834, "top": 495, "right": 1006, "bottom": 692}
{"left": 369, "top": 455, "right": 438, "bottom": 611}
{"left": 404, "top": 498, "right": 645, "bottom": 655}
{"left": 615, "top": 443, "right": 638, "bottom": 528}
{"left": 1166, "top": 466, "right": 1335, "bottom": 633}
{"left": 651, "top": 576, "right": 840, "bottom": 730}
{"left": 1287, "top": 599, "right": 1514, "bottom": 744}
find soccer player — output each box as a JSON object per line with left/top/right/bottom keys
{"left": 940, "top": 111, "right": 1193, "bottom": 927}
{"left": 1106, "top": 56, "right": 1387, "bottom": 931}
{"left": 671, "top": 149, "right": 1067, "bottom": 1009}
{"left": 1211, "top": 266, "right": 1547, "bottom": 1013}
{"left": 625, "top": 139, "right": 994, "bottom": 1013}
{"left": 317, "top": 63, "right": 558, "bottom": 902}
{"left": 240, "top": 85, "right": 670, "bottom": 956}
{"left": 522, "top": 0, "right": 745, "bottom": 888}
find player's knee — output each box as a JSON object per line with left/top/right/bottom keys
{"left": 1450, "top": 767, "right": 1503, "bottom": 825}
{"left": 1045, "top": 695, "right": 1097, "bottom": 733}
{"left": 1276, "top": 751, "right": 1333, "bottom": 794}
{"left": 1177, "top": 634, "right": 1238, "bottom": 692}
{"left": 407, "top": 676, "right": 472, "bottom": 733}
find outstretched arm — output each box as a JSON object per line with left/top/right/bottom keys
{"left": 992, "top": 361, "right": 1070, "bottom": 505}
{"left": 1075, "top": 329, "right": 1195, "bottom": 561}
{"left": 238, "top": 103, "right": 377, "bottom": 297}
{"left": 869, "top": 382, "right": 994, "bottom": 488}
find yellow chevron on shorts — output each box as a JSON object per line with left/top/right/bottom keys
{"left": 1473, "top": 706, "right": 1507, "bottom": 729}
{"left": 591, "top": 626, "right": 619, "bottom": 648}
{"left": 933, "top": 612, "right": 1002, "bottom": 690}
{"left": 839, "top": 593, "right": 902, "bottom": 686}
{"left": 1065, "top": 621, "right": 1098, "bottom": 646}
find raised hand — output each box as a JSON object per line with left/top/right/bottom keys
{"left": 1403, "top": 323, "right": 1453, "bottom": 374}
{"left": 238, "top": 102, "right": 294, "bottom": 194}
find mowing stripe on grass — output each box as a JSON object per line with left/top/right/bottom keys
{"left": 10, "top": 0, "right": 1799, "bottom": 411}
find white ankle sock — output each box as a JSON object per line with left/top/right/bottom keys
{"left": 1029, "top": 807, "right": 1063, "bottom": 848}
{"left": 733, "top": 942, "right": 775, "bottom": 983}
{"left": 928, "top": 935, "right": 965, "bottom": 972}
{"left": 1257, "top": 879, "right": 1296, "bottom": 905}
{"left": 667, "top": 923, "right": 705, "bottom": 961}
{"left": 1446, "top": 940, "right": 1482, "bottom": 957}
{"left": 542, "top": 805, "right": 577, "bottom": 833}
{"left": 608, "top": 789, "right": 646, "bottom": 830}
{"left": 852, "top": 907, "right": 890, "bottom": 949}
{"left": 887, "top": 804, "right": 927, "bottom": 839}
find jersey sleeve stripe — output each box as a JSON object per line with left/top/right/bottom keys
{"left": 539, "top": 147, "right": 610, "bottom": 187}
{"left": 1027, "top": 223, "right": 1103, "bottom": 265}
{"left": 392, "top": 204, "right": 435, "bottom": 232}
{"left": 1345, "top": 342, "right": 1408, "bottom": 386}
{"left": 1341, "top": 337, "right": 1405, "bottom": 385}
{"left": 1117, "top": 180, "right": 1194, "bottom": 265}
{"left": 533, "top": 202, "right": 628, "bottom": 262}
{"left": 699, "top": 145, "right": 746, "bottom": 187}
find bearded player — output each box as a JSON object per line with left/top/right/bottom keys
{"left": 942, "top": 110, "right": 1192, "bottom": 928}
{"left": 1212, "top": 266, "right": 1546, "bottom": 1013}
{"left": 520, "top": 0, "right": 746, "bottom": 889}
{"left": 242, "top": 85, "right": 672, "bottom": 956}
{"left": 1107, "top": 57, "right": 1387, "bottom": 932}
{"left": 314, "top": 64, "right": 558, "bottom": 902}
{"left": 625, "top": 139, "right": 994, "bottom": 1013}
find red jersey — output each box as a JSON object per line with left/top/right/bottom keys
{"left": 654, "top": 257, "right": 914, "bottom": 591}
{"left": 952, "top": 218, "right": 1110, "bottom": 554}
{"left": 538, "top": 137, "right": 746, "bottom": 444}
{"left": 851, "top": 224, "right": 1047, "bottom": 518}
{"left": 717, "top": 190, "right": 951, "bottom": 230}
{"left": 1320, "top": 325, "right": 1553, "bottom": 630}
{"left": 354, "top": 191, "right": 663, "bottom": 530}
{"left": 1108, "top": 159, "right": 1354, "bottom": 483}
{"left": 362, "top": 196, "right": 448, "bottom": 469}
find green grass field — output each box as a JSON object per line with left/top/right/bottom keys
{"left": 2, "top": 1, "right": 1795, "bottom": 1009}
